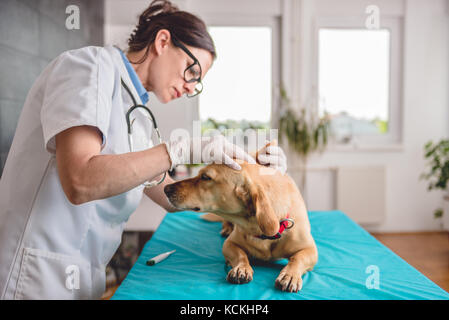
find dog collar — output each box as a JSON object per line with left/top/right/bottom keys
{"left": 256, "top": 214, "right": 295, "bottom": 240}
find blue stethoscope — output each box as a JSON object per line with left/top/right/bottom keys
{"left": 121, "top": 78, "right": 166, "bottom": 188}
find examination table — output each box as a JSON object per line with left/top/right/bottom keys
{"left": 112, "top": 210, "right": 449, "bottom": 300}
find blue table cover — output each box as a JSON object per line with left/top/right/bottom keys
{"left": 112, "top": 210, "right": 449, "bottom": 300}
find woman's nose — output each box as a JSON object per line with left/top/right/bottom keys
{"left": 183, "top": 82, "right": 196, "bottom": 95}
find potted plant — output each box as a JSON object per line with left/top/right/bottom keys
{"left": 278, "top": 88, "right": 331, "bottom": 194}
{"left": 420, "top": 139, "right": 449, "bottom": 230}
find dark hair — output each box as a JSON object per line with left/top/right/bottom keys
{"left": 128, "top": 0, "right": 216, "bottom": 64}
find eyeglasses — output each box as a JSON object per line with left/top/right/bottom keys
{"left": 171, "top": 36, "right": 203, "bottom": 97}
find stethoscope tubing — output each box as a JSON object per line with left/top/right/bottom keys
{"left": 121, "top": 78, "right": 167, "bottom": 188}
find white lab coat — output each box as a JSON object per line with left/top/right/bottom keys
{"left": 0, "top": 45, "right": 153, "bottom": 299}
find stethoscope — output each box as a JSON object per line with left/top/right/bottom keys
{"left": 121, "top": 78, "right": 166, "bottom": 188}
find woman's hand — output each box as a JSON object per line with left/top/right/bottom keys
{"left": 256, "top": 141, "right": 287, "bottom": 175}
{"left": 164, "top": 135, "right": 256, "bottom": 170}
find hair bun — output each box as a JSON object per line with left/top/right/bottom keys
{"left": 141, "top": 0, "right": 179, "bottom": 23}
{"left": 128, "top": 0, "right": 216, "bottom": 63}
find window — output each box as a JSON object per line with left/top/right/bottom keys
{"left": 316, "top": 18, "right": 402, "bottom": 147}
{"left": 319, "top": 29, "right": 390, "bottom": 143}
{"left": 199, "top": 26, "right": 272, "bottom": 131}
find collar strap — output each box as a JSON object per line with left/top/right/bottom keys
{"left": 256, "top": 214, "right": 295, "bottom": 240}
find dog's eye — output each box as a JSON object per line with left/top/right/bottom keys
{"left": 201, "top": 173, "right": 212, "bottom": 181}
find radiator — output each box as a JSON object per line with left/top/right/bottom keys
{"left": 336, "top": 166, "right": 386, "bottom": 225}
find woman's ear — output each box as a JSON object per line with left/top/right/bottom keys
{"left": 154, "top": 29, "right": 171, "bottom": 55}
{"left": 245, "top": 179, "right": 279, "bottom": 236}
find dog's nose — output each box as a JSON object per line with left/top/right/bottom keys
{"left": 164, "top": 184, "right": 176, "bottom": 197}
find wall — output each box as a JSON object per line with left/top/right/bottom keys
{"left": 0, "top": 0, "right": 104, "bottom": 176}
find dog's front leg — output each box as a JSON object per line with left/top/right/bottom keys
{"left": 222, "top": 239, "right": 254, "bottom": 284}
{"left": 275, "top": 246, "right": 318, "bottom": 292}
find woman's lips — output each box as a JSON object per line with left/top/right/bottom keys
{"left": 174, "top": 88, "right": 181, "bottom": 98}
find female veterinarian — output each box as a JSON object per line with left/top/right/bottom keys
{"left": 0, "top": 0, "right": 286, "bottom": 300}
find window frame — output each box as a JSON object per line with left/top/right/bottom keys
{"left": 313, "top": 16, "right": 403, "bottom": 148}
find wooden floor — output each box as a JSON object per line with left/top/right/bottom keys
{"left": 371, "top": 231, "right": 449, "bottom": 293}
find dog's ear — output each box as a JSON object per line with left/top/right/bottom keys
{"left": 244, "top": 179, "right": 279, "bottom": 236}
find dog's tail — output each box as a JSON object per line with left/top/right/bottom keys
{"left": 200, "top": 213, "right": 224, "bottom": 222}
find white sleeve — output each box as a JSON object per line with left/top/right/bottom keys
{"left": 40, "top": 47, "right": 115, "bottom": 154}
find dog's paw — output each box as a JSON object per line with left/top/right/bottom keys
{"left": 220, "top": 221, "right": 234, "bottom": 237}
{"left": 226, "top": 265, "right": 253, "bottom": 284}
{"left": 275, "top": 271, "right": 303, "bottom": 293}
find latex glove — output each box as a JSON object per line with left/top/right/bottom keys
{"left": 257, "top": 140, "right": 288, "bottom": 175}
{"left": 164, "top": 135, "right": 256, "bottom": 171}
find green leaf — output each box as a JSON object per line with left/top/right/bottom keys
{"left": 277, "top": 91, "right": 331, "bottom": 160}
{"left": 434, "top": 208, "right": 444, "bottom": 219}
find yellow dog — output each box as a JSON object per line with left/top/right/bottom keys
{"left": 164, "top": 146, "right": 318, "bottom": 292}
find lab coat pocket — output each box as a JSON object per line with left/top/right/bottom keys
{"left": 15, "top": 248, "right": 92, "bottom": 300}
